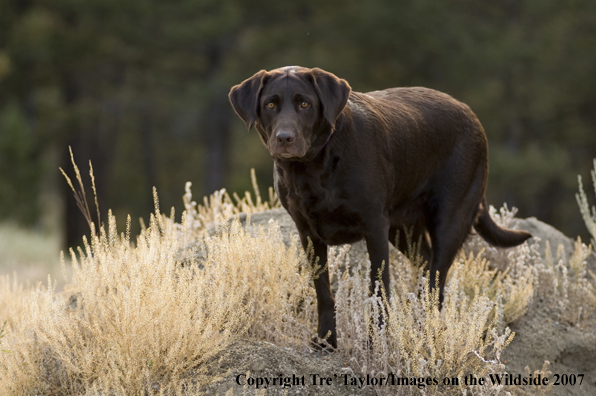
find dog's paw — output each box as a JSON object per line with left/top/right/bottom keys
{"left": 311, "top": 330, "right": 337, "bottom": 351}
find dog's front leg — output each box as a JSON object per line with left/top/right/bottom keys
{"left": 365, "top": 220, "right": 391, "bottom": 300}
{"left": 305, "top": 237, "right": 337, "bottom": 349}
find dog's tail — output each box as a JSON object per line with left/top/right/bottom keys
{"left": 474, "top": 198, "right": 532, "bottom": 247}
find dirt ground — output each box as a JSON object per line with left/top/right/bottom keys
{"left": 202, "top": 309, "right": 595, "bottom": 396}
{"left": 502, "top": 299, "right": 596, "bottom": 396}
{"left": 202, "top": 339, "right": 377, "bottom": 396}
{"left": 503, "top": 217, "right": 596, "bottom": 396}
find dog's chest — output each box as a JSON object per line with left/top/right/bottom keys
{"left": 280, "top": 170, "right": 365, "bottom": 245}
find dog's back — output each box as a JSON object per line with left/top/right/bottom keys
{"left": 360, "top": 87, "right": 487, "bottom": 153}
{"left": 345, "top": 87, "right": 489, "bottom": 207}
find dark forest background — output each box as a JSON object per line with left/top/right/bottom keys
{"left": 1, "top": 0, "right": 595, "bottom": 248}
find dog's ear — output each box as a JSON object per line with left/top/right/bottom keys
{"left": 228, "top": 70, "right": 268, "bottom": 131}
{"left": 310, "top": 68, "right": 351, "bottom": 129}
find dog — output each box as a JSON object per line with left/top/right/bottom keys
{"left": 229, "top": 66, "right": 531, "bottom": 349}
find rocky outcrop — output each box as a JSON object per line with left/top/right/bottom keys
{"left": 241, "top": 209, "right": 596, "bottom": 274}
{"left": 512, "top": 217, "right": 596, "bottom": 273}
{"left": 211, "top": 209, "right": 596, "bottom": 396}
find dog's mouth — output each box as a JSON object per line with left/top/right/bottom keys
{"left": 270, "top": 143, "right": 309, "bottom": 160}
{"left": 278, "top": 152, "right": 298, "bottom": 159}
{"left": 272, "top": 150, "right": 304, "bottom": 160}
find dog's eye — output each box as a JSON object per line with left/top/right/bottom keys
{"left": 300, "top": 101, "right": 310, "bottom": 109}
{"left": 266, "top": 103, "right": 275, "bottom": 109}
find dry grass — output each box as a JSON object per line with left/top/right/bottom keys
{"left": 1, "top": 206, "right": 251, "bottom": 394}
{"left": 576, "top": 158, "right": 596, "bottom": 323}
{"left": 0, "top": 159, "right": 291, "bottom": 395}
{"left": 533, "top": 239, "right": 596, "bottom": 326}
{"left": 464, "top": 203, "right": 596, "bottom": 327}
{"left": 329, "top": 244, "right": 525, "bottom": 395}
{"left": 0, "top": 274, "right": 32, "bottom": 336}
{"left": 199, "top": 212, "right": 316, "bottom": 350}
{"left": 577, "top": 158, "right": 596, "bottom": 249}
{"left": 2, "top": 157, "right": 596, "bottom": 395}
{"left": 182, "top": 168, "right": 280, "bottom": 234}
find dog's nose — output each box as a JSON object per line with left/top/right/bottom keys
{"left": 276, "top": 131, "right": 295, "bottom": 146}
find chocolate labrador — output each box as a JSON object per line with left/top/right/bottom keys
{"left": 229, "top": 66, "right": 531, "bottom": 349}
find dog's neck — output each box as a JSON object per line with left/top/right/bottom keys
{"left": 320, "top": 128, "right": 335, "bottom": 150}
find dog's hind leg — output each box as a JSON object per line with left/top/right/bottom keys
{"left": 364, "top": 218, "right": 392, "bottom": 335}
{"left": 426, "top": 163, "right": 486, "bottom": 306}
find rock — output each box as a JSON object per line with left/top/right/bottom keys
{"left": 511, "top": 217, "right": 596, "bottom": 273}
{"left": 219, "top": 209, "right": 596, "bottom": 276}
{"left": 241, "top": 209, "right": 297, "bottom": 246}
{"left": 512, "top": 217, "right": 576, "bottom": 258}
{"left": 190, "top": 209, "right": 596, "bottom": 276}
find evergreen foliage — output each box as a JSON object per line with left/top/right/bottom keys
{"left": 1, "top": 0, "right": 595, "bottom": 240}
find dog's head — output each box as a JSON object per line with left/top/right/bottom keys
{"left": 229, "top": 66, "right": 351, "bottom": 160}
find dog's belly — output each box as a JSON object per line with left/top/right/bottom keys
{"left": 292, "top": 205, "right": 366, "bottom": 246}
{"left": 314, "top": 220, "right": 365, "bottom": 245}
